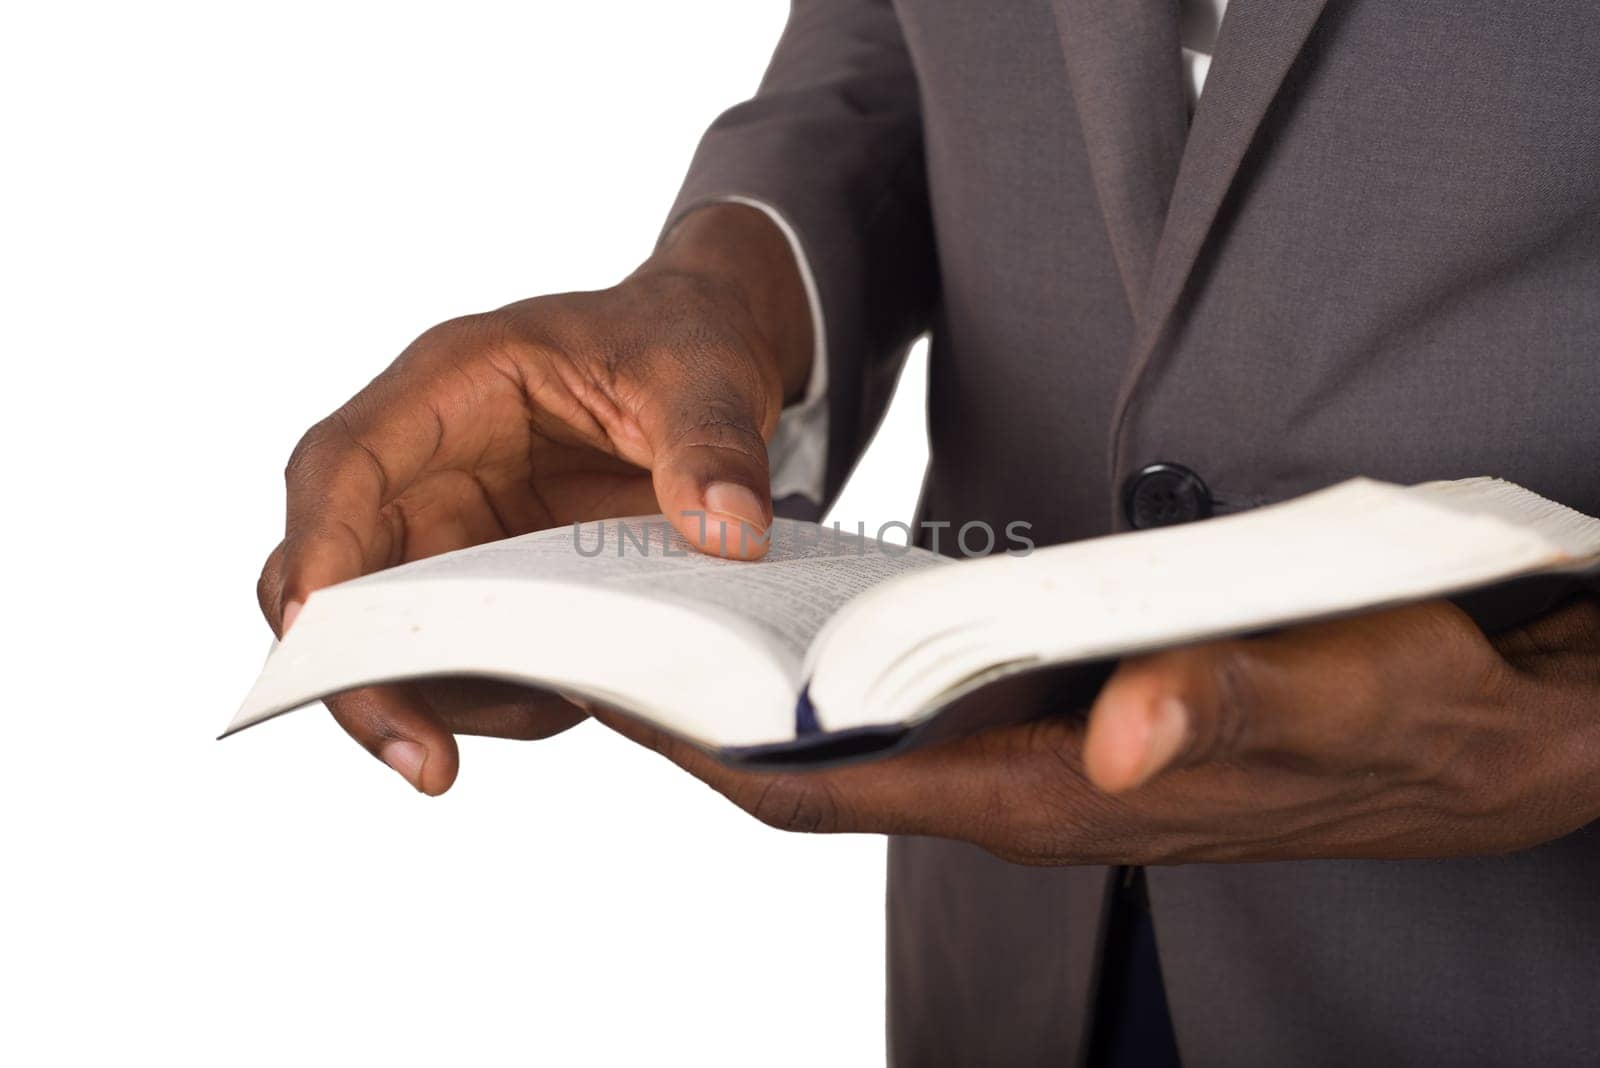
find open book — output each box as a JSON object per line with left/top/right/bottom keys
{"left": 225, "top": 478, "right": 1600, "bottom": 766}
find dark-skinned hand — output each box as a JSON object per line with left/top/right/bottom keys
{"left": 595, "top": 597, "right": 1600, "bottom": 863}
{"left": 256, "top": 204, "right": 813, "bottom": 794}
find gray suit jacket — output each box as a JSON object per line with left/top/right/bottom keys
{"left": 668, "top": 1, "right": 1600, "bottom": 1064}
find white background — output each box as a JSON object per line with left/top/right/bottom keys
{"left": 1, "top": 3, "right": 929, "bottom": 1065}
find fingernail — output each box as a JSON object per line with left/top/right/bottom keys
{"left": 703, "top": 482, "right": 767, "bottom": 533}
{"left": 380, "top": 739, "right": 427, "bottom": 791}
{"left": 281, "top": 600, "right": 303, "bottom": 636}
{"left": 1135, "top": 697, "right": 1190, "bottom": 787}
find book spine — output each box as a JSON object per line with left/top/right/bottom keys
{"left": 794, "top": 684, "right": 822, "bottom": 736}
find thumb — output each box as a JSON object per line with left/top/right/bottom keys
{"left": 1083, "top": 639, "right": 1288, "bottom": 793}
{"left": 648, "top": 398, "right": 774, "bottom": 559}
{"left": 1081, "top": 604, "right": 1464, "bottom": 792}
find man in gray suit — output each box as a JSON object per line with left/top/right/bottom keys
{"left": 257, "top": 1, "right": 1600, "bottom": 1063}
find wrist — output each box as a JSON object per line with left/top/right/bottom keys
{"left": 635, "top": 203, "right": 814, "bottom": 403}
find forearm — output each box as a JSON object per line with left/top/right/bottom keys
{"left": 636, "top": 202, "right": 814, "bottom": 404}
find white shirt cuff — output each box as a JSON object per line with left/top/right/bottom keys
{"left": 715, "top": 196, "right": 830, "bottom": 505}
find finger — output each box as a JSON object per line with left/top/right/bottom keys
{"left": 276, "top": 394, "right": 445, "bottom": 621}
{"left": 591, "top": 707, "right": 982, "bottom": 837}
{"left": 264, "top": 534, "right": 460, "bottom": 793}
{"left": 276, "top": 418, "right": 400, "bottom": 622}
{"left": 1085, "top": 637, "right": 1342, "bottom": 793}
{"left": 323, "top": 683, "right": 461, "bottom": 795}
{"left": 594, "top": 709, "right": 1154, "bottom": 864}
{"left": 416, "top": 678, "right": 588, "bottom": 740}
{"left": 1083, "top": 601, "right": 1481, "bottom": 792}
{"left": 644, "top": 393, "right": 774, "bottom": 560}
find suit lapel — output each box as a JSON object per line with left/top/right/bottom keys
{"left": 1133, "top": 0, "right": 1332, "bottom": 351}
{"left": 1051, "top": 0, "right": 1188, "bottom": 314}
{"left": 1105, "top": 0, "right": 1332, "bottom": 492}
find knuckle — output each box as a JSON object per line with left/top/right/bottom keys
{"left": 404, "top": 312, "right": 531, "bottom": 402}
{"left": 1195, "top": 645, "right": 1258, "bottom": 761}
{"left": 671, "top": 404, "right": 768, "bottom": 460}
{"left": 415, "top": 311, "right": 505, "bottom": 354}
{"left": 287, "top": 312, "right": 515, "bottom": 483}
{"left": 254, "top": 558, "right": 280, "bottom": 618}
{"left": 284, "top": 417, "right": 340, "bottom": 482}
{"left": 739, "top": 774, "right": 843, "bottom": 835}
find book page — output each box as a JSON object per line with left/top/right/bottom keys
{"left": 806, "top": 477, "right": 1600, "bottom": 734}
{"left": 348, "top": 516, "right": 945, "bottom": 662}
{"left": 228, "top": 517, "right": 943, "bottom": 749}
{"left": 1408, "top": 477, "right": 1600, "bottom": 559}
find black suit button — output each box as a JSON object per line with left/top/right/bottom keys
{"left": 1123, "top": 462, "right": 1213, "bottom": 529}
